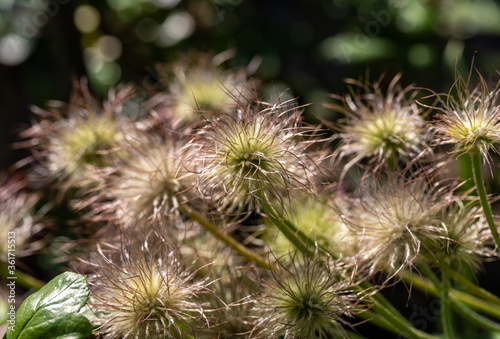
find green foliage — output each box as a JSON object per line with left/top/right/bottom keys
{"left": 5, "top": 272, "right": 92, "bottom": 339}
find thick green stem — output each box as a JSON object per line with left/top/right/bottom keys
{"left": 356, "top": 310, "right": 400, "bottom": 335}
{"left": 0, "top": 261, "right": 44, "bottom": 290}
{"left": 470, "top": 151, "right": 500, "bottom": 249}
{"left": 451, "top": 298, "right": 500, "bottom": 333}
{"left": 445, "top": 267, "right": 500, "bottom": 307}
{"left": 408, "top": 272, "right": 500, "bottom": 320}
{"left": 419, "top": 264, "right": 500, "bottom": 333}
{"left": 177, "top": 204, "right": 270, "bottom": 269}
{"left": 440, "top": 271, "right": 454, "bottom": 339}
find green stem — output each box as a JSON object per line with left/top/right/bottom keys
{"left": 470, "top": 151, "right": 500, "bottom": 249}
{"left": 440, "top": 270, "right": 454, "bottom": 339}
{"left": 419, "top": 264, "right": 500, "bottom": 333}
{"left": 177, "top": 204, "right": 270, "bottom": 269}
{"left": 356, "top": 310, "right": 400, "bottom": 335}
{"left": 0, "top": 261, "right": 44, "bottom": 290}
{"left": 408, "top": 273, "right": 500, "bottom": 319}
{"left": 451, "top": 298, "right": 500, "bottom": 333}
{"left": 445, "top": 267, "right": 500, "bottom": 307}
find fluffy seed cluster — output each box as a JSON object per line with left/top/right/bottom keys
{"left": 423, "top": 202, "right": 496, "bottom": 270}
{"left": 328, "top": 75, "right": 429, "bottom": 179}
{"left": 194, "top": 100, "right": 321, "bottom": 216}
{"left": 158, "top": 56, "right": 254, "bottom": 125}
{"left": 433, "top": 70, "right": 500, "bottom": 160}
{"left": 255, "top": 251, "right": 359, "bottom": 338}
{"left": 89, "top": 231, "right": 208, "bottom": 338}
{"left": 106, "top": 135, "right": 196, "bottom": 226}
{"left": 348, "top": 176, "right": 448, "bottom": 278}
{"left": 21, "top": 83, "right": 139, "bottom": 190}
{"left": 0, "top": 175, "right": 44, "bottom": 258}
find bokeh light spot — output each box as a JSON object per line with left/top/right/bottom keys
{"left": 0, "top": 33, "right": 31, "bottom": 66}
{"left": 157, "top": 11, "right": 195, "bottom": 47}
{"left": 74, "top": 5, "right": 101, "bottom": 33}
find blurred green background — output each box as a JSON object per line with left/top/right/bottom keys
{"left": 2, "top": 0, "right": 500, "bottom": 169}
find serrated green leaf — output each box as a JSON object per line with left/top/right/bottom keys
{"left": 6, "top": 272, "right": 90, "bottom": 339}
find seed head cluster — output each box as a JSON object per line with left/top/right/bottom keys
{"left": 194, "top": 100, "right": 321, "bottom": 216}
{"left": 10, "top": 57, "right": 500, "bottom": 339}
{"left": 329, "top": 75, "right": 429, "bottom": 179}
{"left": 433, "top": 70, "right": 500, "bottom": 161}
{"left": 89, "top": 231, "right": 208, "bottom": 338}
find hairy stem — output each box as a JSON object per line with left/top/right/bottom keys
{"left": 177, "top": 204, "right": 270, "bottom": 269}
{"left": 470, "top": 151, "right": 500, "bottom": 249}
{"left": 408, "top": 272, "right": 500, "bottom": 319}
{"left": 440, "top": 270, "right": 454, "bottom": 339}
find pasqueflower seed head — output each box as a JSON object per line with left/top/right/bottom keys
{"left": 21, "top": 82, "right": 140, "bottom": 191}
{"left": 157, "top": 55, "right": 254, "bottom": 125}
{"left": 0, "top": 175, "right": 45, "bottom": 258}
{"left": 432, "top": 69, "right": 500, "bottom": 161}
{"left": 105, "top": 134, "right": 196, "bottom": 226}
{"left": 194, "top": 100, "right": 321, "bottom": 216}
{"left": 328, "top": 75, "right": 429, "bottom": 179}
{"left": 423, "top": 201, "right": 496, "bottom": 270}
{"left": 254, "top": 251, "right": 360, "bottom": 338}
{"left": 348, "top": 175, "right": 449, "bottom": 278}
{"left": 89, "top": 231, "right": 209, "bottom": 338}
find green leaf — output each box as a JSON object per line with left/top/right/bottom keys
{"left": 6, "top": 272, "right": 91, "bottom": 339}
{"left": 12, "top": 310, "right": 92, "bottom": 339}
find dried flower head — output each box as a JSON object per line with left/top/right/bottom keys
{"left": 157, "top": 55, "right": 255, "bottom": 125}
{"left": 0, "top": 174, "right": 46, "bottom": 258}
{"left": 20, "top": 82, "right": 140, "bottom": 191}
{"left": 348, "top": 175, "right": 449, "bottom": 278}
{"left": 432, "top": 68, "right": 500, "bottom": 162}
{"left": 200, "top": 266, "right": 262, "bottom": 338}
{"left": 89, "top": 229, "right": 209, "bottom": 338}
{"left": 194, "top": 99, "right": 322, "bottom": 216}
{"left": 423, "top": 201, "right": 496, "bottom": 270}
{"left": 328, "top": 74, "right": 429, "bottom": 180}
{"left": 105, "top": 134, "right": 196, "bottom": 226}
{"left": 254, "top": 251, "right": 360, "bottom": 338}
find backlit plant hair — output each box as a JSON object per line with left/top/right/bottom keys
{"left": 347, "top": 173, "right": 451, "bottom": 279}
{"left": 327, "top": 74, "right": 430, "bottom": 181}
{"left": 103, "top": 133, "right": 197, "bottom": 227}
{"left": 432, "top": 68, "right": 500, "bottom": 162}
{"left": 193, "top": 98, "right": 323, "bottom": 217}
{"left": 20, "top": 81, "right": 141, "bottom": 194}
{"left": 154, "top": 54, "right": 255, "bottom": 126}
{"left": 88, "top": 228, "right": 210, "bottom": 338}
{"left": 254, "top": 250, "right": 361, "bottom": 338}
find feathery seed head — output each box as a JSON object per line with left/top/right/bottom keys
{"left": 329, "top": 75, "right": 429, "bottom": 178}
{"left": 424, "top": 202, "right": 496, "bottom": 270}
{"left": 160, "top": 56, "right": 254, "bottom": 124}
{"left": 433, "top": 69, "right": 500, "bottom": 161}
{"left": 265, "top": 194, "right": 354, "bottom": 259}
{"left": 0, "top": 175, "right": 45, "bottom": 258}
{"left": 195, "top": 100, "right": 321, "bottom": 216}
{"left": 255, "top": 251, "right": 359, "bottom": 338}
{"left": 21, "top": 83, "right": 140, "bottom": 190}
{"left": 106, "top": 135, "right": 196, "bottom": 225}
{"left": 89, "top": 230, "right": 209, "bottom": 338}
{"left": 348, "top": 175, "right": 449, "bottom": 277}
